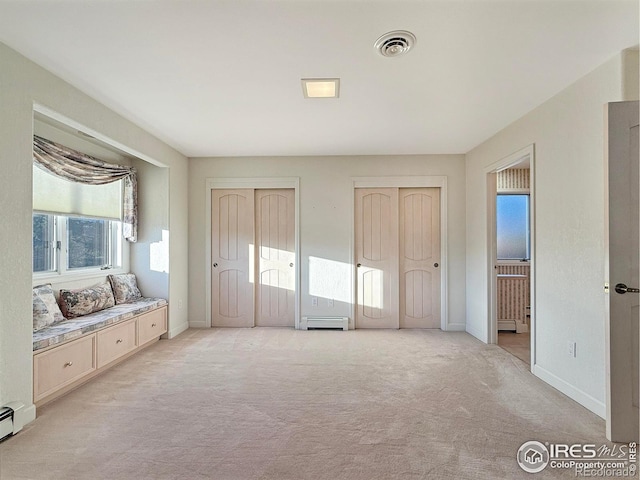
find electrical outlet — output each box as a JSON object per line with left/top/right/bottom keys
{"left": 311, "top": 297, "right": 318, "bottom": 307}
{"left": 327, "top": 298, "right": 334, "bottom": 307}
{"left": 568, "top": 341, "right": 576, "bottom": 358}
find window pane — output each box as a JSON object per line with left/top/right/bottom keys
{"left": 497, "top": 195, "right": 530, "bottom": 260}
{"left": 67, "top": 218, "right": 109, "bottom": 269}
{"left": 33, "top": 214, "right": 55, "bottom": 272}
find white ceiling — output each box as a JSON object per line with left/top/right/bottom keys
{"left": 0, "top": 1, "right": 637, "bottom": 158}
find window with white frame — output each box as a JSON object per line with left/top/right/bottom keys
{"left": 33, "top": 214, "right": 122, "bottom": 274}
{"left": 496, "top": 194, "right": 530, "bottom": 261}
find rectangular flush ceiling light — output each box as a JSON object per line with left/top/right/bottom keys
{"left": 301, "top": 78, "right": 340, "bottom": 98}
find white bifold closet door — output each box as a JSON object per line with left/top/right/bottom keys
{"left": 355, "top": 187, "right": 440, "bottom": 329}
{"left": 211, "top": 188, "right": 295, "bottom": 328}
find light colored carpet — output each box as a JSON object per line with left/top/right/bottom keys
{"left": 1, "top": 328, "right": 607, "bottom": 479}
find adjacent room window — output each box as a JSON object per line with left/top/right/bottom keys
{"left": 496, "top": 194, "right": 530, "bottom": 260}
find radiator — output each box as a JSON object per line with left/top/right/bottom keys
{"left": 497, "top": 274, "right": 528, "bottom": 332}
{"left": 301, "top": 316, "right": 349, "bottom": 331}
{"left": 0, "top": 402, "right": 24, "bottom": 443}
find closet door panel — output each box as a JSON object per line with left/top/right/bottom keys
{"left": 255, "top": 189, "right": 295, "bottom": 327}
{"left": 355, "top": 188, "right": 399, "bottom": 328}
{"left": 212, "top": 189, "right": 255, "bottom": 327}
{"left": 399, "top": 188, "right": 441, "bottom": 328}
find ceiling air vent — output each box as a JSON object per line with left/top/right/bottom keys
{"left": 374, "top": 30, "right": 416, "bottom": 58}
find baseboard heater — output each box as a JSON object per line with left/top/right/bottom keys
{"left": 0, "top": 402, "right": 25, "bottom": 443}
{"left": 301, "top": 316, "right": 349, "bottom": 331}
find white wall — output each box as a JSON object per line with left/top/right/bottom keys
{"left": 465, "top": 52, "right": 638, "bottom": 417}
{"left": 0, "top": 42, "right": 189, "bottom": 425}
{"left": 130, "top": 158, "right": 170, "bottom": 304}
{"left": 188, "top": 154, "right": 466, "bottom": 330}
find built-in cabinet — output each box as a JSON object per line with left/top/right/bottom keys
{"left": 33, "top": 306, "right": 167, "bottom": 406}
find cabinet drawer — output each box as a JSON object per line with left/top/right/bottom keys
{"left": 137, "top": 307, "right": 167, "bottom": 346}
{"left": 97, "top": 319, "right": 137, "bottom": 368}
{"left": 34, "top": 335, "right": 96, "bottom": 402}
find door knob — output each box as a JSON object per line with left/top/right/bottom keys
{"left": 213, "top": 263, "right": 218, "bottom": 268}
{"left": 289, "top": 263, "right": 294, "bottom": 267}
{"left": 357, "top": 263, "right": 361, "bottom": 267}
{"left": 614, "top": 283, "right": 640, "bottom": 294}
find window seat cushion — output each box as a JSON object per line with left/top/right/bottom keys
{"left": 33, "top": 297, "right": 167, "bottom": 352}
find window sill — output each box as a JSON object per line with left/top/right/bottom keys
{"left": 33, "top": 267, "right": 128, "bottom": 287}
{"left": 496, "top": 260, "right": 530, "bottom": 266}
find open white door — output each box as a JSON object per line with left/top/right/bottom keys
{"left": 605, "top": 100, "right": 639, "bottom": 442}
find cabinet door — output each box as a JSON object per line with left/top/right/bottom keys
{"left": 34, "top": 335, "right": 96, "bottom": 402}
{"left": 138, "top": 307, "right": 168, "bottom": 345}
{"left": 97, "top": 319, "right": 137, "bottom": 368}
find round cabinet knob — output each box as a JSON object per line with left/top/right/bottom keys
{"left": 64, "top": 361, "right": 73, "bottom": 367}
{"left": 289, "top": 263, "right": 294, "bottom": 267}
{"left": 116, "top": 339, "right": 123, "bottom": 344}
{"left": 151, "top": 323, "right": 157, "bottom": 327}
{"left": 434, "top": 263, "right": 439, "bottom": 268}
{"left": 357, "top": 263, "right": 362, "bottom": 268}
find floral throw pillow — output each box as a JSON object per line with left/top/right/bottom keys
{"left": 108, "top": 273, "right": 142, "bottom": 304}
{"left": 59, "top": 282, "right": 115, "bottom": 319}
{"left": 33, "top": 284, "right": 65, "bottom": 331}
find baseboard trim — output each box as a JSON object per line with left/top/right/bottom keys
{"left": 533, "top": 364, "right": 606, "bottom": 419}
{"left": 20, "top": 403, "right": 36, "bottom": 427}
{"left": 446, "top": 323, "right": 466, "bottom": 331}
{"left": 465, "top": 323, "right": 486, "bottom": 343}
{"left": 188, "top": 320, "right": 208, "bottom": 329}
{"left": 168, "top": 321, "right": 189, "bottom": 339}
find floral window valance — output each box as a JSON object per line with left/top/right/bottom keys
{"left": 33, "top": 135, "right": 137, "bottom": 242}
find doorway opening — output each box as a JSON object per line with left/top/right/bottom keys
{"left": 486, "top": 146, "right": 535, "bottom": 368}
